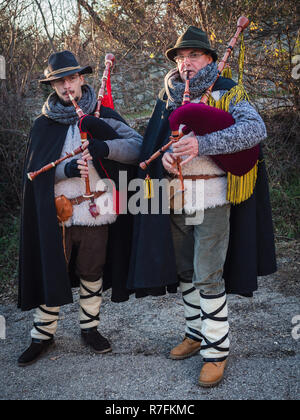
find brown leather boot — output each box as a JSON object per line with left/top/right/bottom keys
{"left": 170, "top": 337, "right": 201, "bottom": 360}
{"left": 198, "top": 359, "right": 228, "bottom": 387}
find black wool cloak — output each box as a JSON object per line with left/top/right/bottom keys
{"left": 127, "top": 77, "right": 277, "bottom": 297}
{"left": 18, "top": 106, "right": 135, "bottom": 311}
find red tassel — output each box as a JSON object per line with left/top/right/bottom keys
{"left": 88, "top": 202, "right": 100, "bottom": 218}
{"left": 101, "top": 69, "right": 114, "bottom": 110}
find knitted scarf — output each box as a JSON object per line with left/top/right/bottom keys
{"left": 164, "top": 62, "right": 218, "bottom": 110}
{"left": 42, "top": 84, "right": 97, "bottom": 125}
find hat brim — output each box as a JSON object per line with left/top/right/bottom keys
{"left": 165, "top": 44, "right": 218, "bottom": 63}
{"left": 39, "top": 65, "right": 93, "bottom": 84}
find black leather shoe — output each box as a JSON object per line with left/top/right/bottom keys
{"left": 18, "top": 338, "right": 55, "bottom": 367}
{"left": 81, "top": 327, "right": 112, "bottom": 354}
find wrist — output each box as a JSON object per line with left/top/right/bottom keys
{"left": 64, "top": 159, "right": 80, "bottom": 178}
{"left": 88, "top": 140, "right": 109, "bottom": 159}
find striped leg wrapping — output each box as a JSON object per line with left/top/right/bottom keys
{"left": 79, "top": 278, "right": 103, "bottom": 330}
{"left": 181, "top": 280, "right": 202, "bottom": 342}
{"left": 31, "top": 305, "right": 60, "bottom": 341}
{"left": 200, "top": 291, "right": 230, "bottom": 362}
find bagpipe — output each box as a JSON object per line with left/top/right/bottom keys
{"left": 140, "top": 16, "right": 260, "bottom": 205}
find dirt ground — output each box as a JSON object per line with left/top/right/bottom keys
{"left": 0, "top": 240, "right": 299, "bottom": 401}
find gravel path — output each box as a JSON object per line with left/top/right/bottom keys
{"left": 0, "top": 246, "right": 299, "bottom": 401}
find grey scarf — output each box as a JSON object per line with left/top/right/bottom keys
{"left": 42, "top": 84, "right": 97, "bottom": 125}
{"left": 164, "top": 62, "right": 218, "bottom": 110}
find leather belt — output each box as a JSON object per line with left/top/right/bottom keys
{"left": 70, "top": 190, "right": 106, "bottom": 206}
{"left": 182, "top": 174, "right": 226, "bottom": 180}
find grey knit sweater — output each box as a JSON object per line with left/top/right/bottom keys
{"left": 195, "top": 90, "right": 267, "bottom": 155}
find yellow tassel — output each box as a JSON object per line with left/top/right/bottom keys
{"left": 221, "top": 65, "right": 232, "bottom": 79}
{"left": 226, "top": 162, "right": 259, "bottom": 205}
{"left": 213, "top": 84, "right": 250, "bottom": 112}
{"left": 144, "top": 174, "right": 154, "bottom": 199}
{"left": 238, "top": 33, "right": 245, "bottom": 86}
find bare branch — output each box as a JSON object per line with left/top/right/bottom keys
{"left": 33, "top": 0, "right": 56, "bottom": 52}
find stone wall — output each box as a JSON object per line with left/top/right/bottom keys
{"left": 109, "top": 56, "right": 171, "bottom": 116}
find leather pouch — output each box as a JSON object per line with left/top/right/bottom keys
{"left": 55, "top": 195, "right": 73, "bottom": 223}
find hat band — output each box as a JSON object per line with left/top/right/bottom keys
{"left": 47, "top": 66, "right": 81, "bottom": 78}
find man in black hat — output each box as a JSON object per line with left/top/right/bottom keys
{"left": 128, "top": 27, "right": 276, "bottom": 387}
{"left": 18, "top": 50, "right": 143, "bottom": 366}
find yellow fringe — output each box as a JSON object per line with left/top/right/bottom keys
{"left": 226, "top": 162, "right": 258, "bottom": 205}
{"left": 221, "top": 65, "right": 232, "bottom": 79}
{"left": 208, "top": 84, "right": 250, "bottom": 111}
{"left": 144, "top": 174, "right": 154, "bottom": 199}
{"left": 238, "top": 33, "right": 245, "bottom": 86}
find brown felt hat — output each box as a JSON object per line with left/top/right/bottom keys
{"left": 40, "top": 50, "right": 92, "bottom": 84}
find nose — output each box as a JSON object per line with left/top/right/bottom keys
{"left": 180, "top": 58, "right": 191, "bottom": 68}
{"left": 179, "top": 63, "right": 191, "bottom": 74}
{"left": 63, "top": 79, "right": 72, "bottom": 89}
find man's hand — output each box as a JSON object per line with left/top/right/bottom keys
{"left": 77, "top": 159, "right": 89, "bottom": 178}
{"left": 162, "top": 152, "right": 179, "bottom": 175}
{"left": 79, "top": 140, "right": 90, "bottom": 178}
{"left": 82, "top": 147, "right": 93, "bottom": 163}
{"left": 172, "top": 134, "right": 199, "bottom": 166}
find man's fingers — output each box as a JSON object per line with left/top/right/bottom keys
{"left": 81, "top": 140, "right": 89, "bottom": 150}
{"left": 165, "top": 154, "right": 176, "bottom": 165}
{"left": 77, "top": 159, "right": 87, "bottom": 167}
{"left": 162, "top": 153, "right": 179, "bottom": 175}
{"left": 173, "top": 138, "right": 193, "bottom": 150}
{"left": 76, "top": 159, "right": 89, "bottom": 178}
{"left": 82, "top": 149, "right": 92, "bottom": 161}
{"left": 173, "top": 148, "right": 193, "bottom": 157}
{"left": 180, "top": 155, "right": 196, "bottom": 167}
{"left": 173, "top": 139, "right": 189, "bottom": 149}
{"left": 173, "top": 135, "right": 198, "bottom": 158}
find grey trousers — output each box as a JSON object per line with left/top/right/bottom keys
{"left": 170, "top": 205, "right": 231, "bottom": 361}
{"left": 170, "top": 204, "right": 231, "bottom": 296}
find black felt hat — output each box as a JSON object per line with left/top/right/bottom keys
{"left": 166, "top": 26, "right": 218, "bottom": 62}
{"left": 40, "top": 50, "right": 93, "bottom": 84}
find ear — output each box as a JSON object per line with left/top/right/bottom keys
{"left": 79, "top": 75, "right": 85, "bottom": 86}
{"left": 206, "top": 53, "right": 214, "bottom": 64}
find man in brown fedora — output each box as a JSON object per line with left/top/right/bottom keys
{"left": 18, "top": 50, "right": 143, "bottom": 366}
{"left": 128, "top": 26, "right": 276, "bottom": 387}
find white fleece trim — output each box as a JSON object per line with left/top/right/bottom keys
{"left": 177, "top": 152, "right": 228, "bottom": 212}
{"left": 181, "top": 155, "right": 226, "bottom": 177}
{"left": 183, "top": 177, "right": 228, "bottom": 213}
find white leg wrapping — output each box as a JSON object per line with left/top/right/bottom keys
{"left": 180, "top": 280, "right": 202, "bottom": 342}
{"left": 200, "top": 291, "right": 230, "bottom": 362}
{"left": 31, "top": 305, "right": 60, "bottom": 341}
{"left": 79, "top": 278, "right": 103, "bottom": 330}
